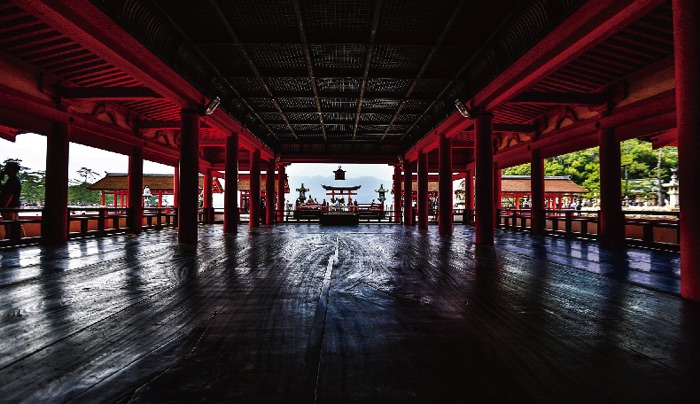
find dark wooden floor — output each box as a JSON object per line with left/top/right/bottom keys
{"left": 1, "top": 225, "right": 698, "bottom": 403}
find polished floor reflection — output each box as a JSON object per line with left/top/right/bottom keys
{"left": 0, "top": 225, "right": 697, "bottom": 402}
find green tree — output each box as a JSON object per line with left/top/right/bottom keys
{"left": 501, "top": 141, "right": 678, "bottom": 202}
{"left": 68, "top": 167, "right": 101, "bottom": 205}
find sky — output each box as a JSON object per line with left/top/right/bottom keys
{"left": 1, "top": 132, "right": 396, "bottom": 206}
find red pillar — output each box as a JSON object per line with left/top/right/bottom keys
{"left": 43, "top": 119, "right": 70, "bottom": 244}
{"left": 531, "top": 149, "right": 545, "bottom": 235}
{"left": 127, "top": 146, "right": 143, "bottom": 234}
{"left": 277, "top": 164, "right": 286, "bottom": 223}
{"left": 393, "top": 165, "right": 402, "bottom": 222}
{"left": 599, "top": 124, "right": 624, "bottom": 248}
{"left": 203, "top": 168, "right": 213, "bottom": 224}
{"left": 674, "top": 0, "right": 700, "bottom": 300}
{"left": 475, "top": 113, "right": 494, "bottom": 245}
{"left": 178, "top": 109, "right": 200, "bottom": 245}
{"left": 417, "top": 151, "right": 429, "bottom": 229}
{"left": 438, "top": 134, "right": 453, "bottom": 235}
{"left": 266, "top": 160, "right": 275, "bottom": 225}
{"left": 249, "top": 149, "right": 261, "bottom": 228}
{"left": 403, "top": 160, "right": 413, "bottom": 225}
{"left": 224, "top": 133, "right": 239, "bottom": 233}
{"left": 158, "top": 193, "right": 163, "bottom": 207}
{"left": 113, "top": 192, "right": 117, "bottom": 207}
{"left": 100, "top": 190, "right": 105, "bottom": 206}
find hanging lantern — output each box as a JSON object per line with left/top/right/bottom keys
{"left": 334, "top": 165, "right": 346, "bottom": 180}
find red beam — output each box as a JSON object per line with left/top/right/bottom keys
{"left": 18, "top": 0, "right": 273, "bottom": 161}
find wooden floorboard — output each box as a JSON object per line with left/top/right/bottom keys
{"left": 0, "top": 225, "right": 698, "bottom": 402}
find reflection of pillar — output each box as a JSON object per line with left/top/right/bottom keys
{"left": 203, "top": 168, "right": 213, "bottom": 224}
{"left": 266, "top": 160, "right": 275, "bottom": 225}
{"left": 674, "top": 0, "right": 700, "bottom": 300}
{"left": 43, "top": 119, "right": 70, "bottom": 244}
{"left": 475, "top": 113, "right": 494, "bottom": 245}
{"left": 417, "top": 151, "right": 428, "bottom": 229}
{"left": 249, "top": 149, "right": 261, "bottom": 228}
{"left": 393, "top": 165, "right": 401, "bottom": 222}
{"left": 438, "top": 134, "right": 452, "bottom": 235}
{"left": 128, "top": 146, "right": 143, "bottom": 233}
{"left": 178, "top": 109, "right": 200, "bottom": 245}
{"left": 403, "top": 159, "right": 413, "bottom": 225}
{"left": 277, "top": 164, "right": 286, "bottom": 222}
{"left": 599, "top": 124, "right": 624, "bottom": 248}
{"left": 224, "top": 132, "right": 238, "bottom": 233}
{"left": 531, "top": 149, "right": 545, "bottom": 235}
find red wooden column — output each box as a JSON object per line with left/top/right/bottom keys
{"left": 203, "top": 168, "right": 213, "bottom": 224}
{"left": 100, "top": 191, "right": 105, "bottom": 206}
{"left": 249, "top": 149, "right": 261, "bottom": 228}
{"left": 127, "top": 145, "right": 143, "bottom": 234}
{"left": 438, "top": 134, "right": 453, "bottom": 235}
{"left": 265, "top": 160, "right": 275, "bottom": 225}
{"left": 276, "top": 164, "right": 286, "bottom": 223}
{"left": 598, "top": 123, "right": 624, "bottom": 248}
{"left": 393, "top": 165, "right": 401, "bottom": 222}
{"left": 475, "top": 113, "right": 494, "bottom": 245}
{"left": 223, "top": 132, "right": 239, "bottom": 233}
{"left": 403, "top": 160, "right": 413, "bottom": 225}
{"left": 673, "top": 0, "right": 700, "bottom": 300}
{"left": 417, "top": 150, "right": 429, "bottom": 229}
{"left": 530, "top": 149, "right": 545, "bottom": 235}
{"left": 178, "top": 109, "right": 200, "bottom": 245}
{"left": 42, "top": 119, "right": 70, "bottom": 244}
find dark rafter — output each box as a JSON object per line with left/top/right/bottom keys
{"left": 399, "top": 1, "right": 527, "bottom": 144}
{"left": 291, "top": 0, "right": 327, "bottom": 142}
{"left": 380, "top": 0, "right": 466, "bottom": 142}
{"left": 208, "top": 0, "right": 296, "bottom": 141}
{"left": 61, "top": 86, "right": 162, "bottom": 100}
{"left": 510, "top": 92, "right": 606, "bottom": 105}
{"left": 149, "top": 0, "right": 279, "bottom": 142}
{"left": 352, "top": 0, "right": 383, "bottom": 141}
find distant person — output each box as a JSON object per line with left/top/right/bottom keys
{"left": 0, "top": 161, "right": 25, "bottom": 238}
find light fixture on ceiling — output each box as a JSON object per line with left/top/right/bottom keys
{"left": 454, "top": 99, "right": 471, "bottom": 119}
{"left": 204, "top": 96, "right": 221, "bottom": 116}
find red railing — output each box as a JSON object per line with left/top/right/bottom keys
{"left": 0, "top": 207, "right": 178, "bottom": 247}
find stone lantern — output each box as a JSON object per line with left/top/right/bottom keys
{"left": 663, "top": 168, "right": 679, "bottom": 208}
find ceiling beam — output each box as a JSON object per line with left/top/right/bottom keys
{"left": 509, "top": 92, "right": 606, "bottom": 105}
{"left": 381, "top": 0, "right": 466, "bottom": 142}
{"left": 353, "top": 0, "right": 383, "bottom": 141}
{"left": 61, "top": 86, "right": 162, "bottom": 100}
{"left": 292, "top": 0, "right": 327, "bottom": 142}
{"left": 208, "top": 0, "right": 296, "bottom": 141}
{"left": 472, "top": 0, "right": 664, "bottom": 111}
{"left": 20, "top": 0, "right": 274, "bottom": 159}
